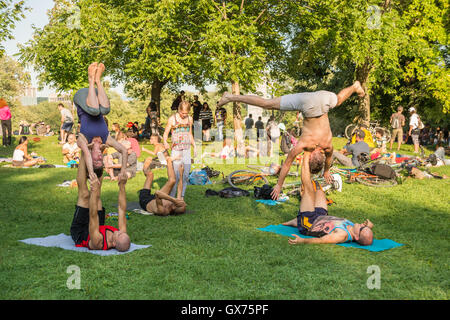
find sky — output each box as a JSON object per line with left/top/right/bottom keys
{"left": 2, "top": 0, "right": 208, "bottom": 99}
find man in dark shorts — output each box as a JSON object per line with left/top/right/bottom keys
{"left": 70, "top": 152, "right": 131, "bottom": 251}
{"left": 281, "top": 151, "right": 374, "bottom": 246}
{"left": 138, "top": 155, "right": 186, "bottom": 216}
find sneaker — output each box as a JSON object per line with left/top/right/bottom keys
{"left": 332, "top": 174, "right": 343, "bottom": 192}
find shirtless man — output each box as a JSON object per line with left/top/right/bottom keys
{"left": 138, "top": 155, "right": 187, "bottom": 216}
{"left": 282, "top": 152, "right": 374, "bottom": 246}
{"left": 217, "top": 81, "right": 365, "bottom": 199}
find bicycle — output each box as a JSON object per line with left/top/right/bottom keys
{"left": 345, "top": 120, "right": 391, "bottom": 143}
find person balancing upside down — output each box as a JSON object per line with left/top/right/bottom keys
{"left": 70, "top": 152, "right": 131, "bottom": 251}
{"left": 282, "top": 151, "right": 374, "bottom": 246}
{"left": 74, "top": 62, "right": 128, "bottom": 185}
{"left": 217, "top": 81, "right": 365, "bottom": 199}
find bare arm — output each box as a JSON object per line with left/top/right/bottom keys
{"left": 88, "top": 180, "right": 103, "bottom": 249}
{"left": 163, "top": 116, "right": 173, "bottom": 149}
{"left": 105, "top": 135, "right": 128, "bottom": 180}
{"left": 288, "top": 230, "right": 347, "bottom": 245}
{"left": 155, "top": 190, "right": 185, "bottom": 207}
{"left": 271, "top": 141, "right": 305, "bottom": 200}
{"left": 117, "top": 179, "right": 127, "bottom": 233}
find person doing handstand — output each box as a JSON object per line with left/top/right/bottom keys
{"left": 217, "top": 81, "right": 365, "bottom": 199}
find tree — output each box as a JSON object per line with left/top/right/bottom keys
{"left": 197, "top": 0, "right": 286, "bottom": 152}
{"left": 0, "top": 0, "right": 29, "bottom": 56}
{"left": 283, "top": 0, "right": 449, "bottom": 124}
{"left": 0, "top": 54, "right": 30, "bottom": 103}
{"left": 19, "top": 0, "right": 207, "bottom": 118}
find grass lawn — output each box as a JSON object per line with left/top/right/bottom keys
{"left": 0, "top": 135, "right": 449, "bottom": 300}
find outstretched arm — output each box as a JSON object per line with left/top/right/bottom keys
{"left": 271, "top": 141, "right": 305, "bottom": 200}
{"left": 322, "top": 147, "right": 334, "bottom": 184}
{"left": 77, "top": 134, "right": 98, "bottom": 184}
{"left": 117, "top": 178, "right": 127, "bottom": 233}
{"left": 88, "top": 179, "right": 103, "bottom": 249}
{"left": 288, "top": 230, "right": 347, "bottom": 245}
{"left": 163, "top": 117, "right": 173, "bottom": 150}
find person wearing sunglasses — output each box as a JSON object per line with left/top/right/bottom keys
{"left": 282, "top": 151, "right": 374, "bottom": 246}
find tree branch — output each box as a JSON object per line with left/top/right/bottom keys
{"left": 211, "top": 0, "right": 226, "bottom": 20}
{"left": 240, "top": 0, "right": 245, "bottom": 14}
{"left": 253, "top": 8, "right": 266, "bottom": 24}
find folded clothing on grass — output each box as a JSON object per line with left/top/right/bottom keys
{"left": 19, "top": 233, "right": 151, "bottom": 256}
{"left": 257, "top": 224, "right": 403, "bottom": 252}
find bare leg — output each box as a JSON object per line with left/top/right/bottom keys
{"left": 336, "top": 81, "right": 365, "bottom": 106}
{"left": 86, "top": 62, "right": 99, "bottom": 110}
{"left": 76, "top": 153, "right": 90, "bottom": 208}
{"left": 217, "top": 92, "right": 281, "bottom": 109}
{"left": 95, "top": 63, "right": 110, "bottom": 112}
{"left": 313, "top": 188, "right": 328, "bottom": 210}
{"left": 159, "top": 157, "right": 177, "bottom": 195}
{"left": 282, "top": 217, "right": 298, "bottom": 227}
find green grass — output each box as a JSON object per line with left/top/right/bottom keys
{"left": 0, "top": 135, "right": 449, "bottom": 299}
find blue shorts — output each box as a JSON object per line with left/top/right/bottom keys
{"left": 61, "top": 122, "right": 73, "bottom": 132}
{"left": 297, "top": 207, "right": 328, "bottom": 235}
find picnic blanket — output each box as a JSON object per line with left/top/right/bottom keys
{"left": 19, "top": 233, "right": 151, "bottom": 256}
{"left": 255, "top": 195, "right": 289, "bottom": 206}
{"left": 257, "top": 224, "right": 403, "bottom": 252}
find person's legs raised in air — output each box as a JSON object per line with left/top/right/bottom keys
{"left": 217, "top": 92, "right": 281, "bottom": 110}
{"left": 336, "top": 81, "right": 365, "bottom": 106}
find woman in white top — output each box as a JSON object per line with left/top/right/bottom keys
{"left": 12, "top": 136, "right": 43, "bottom": 167}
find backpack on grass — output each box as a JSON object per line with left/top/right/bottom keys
{"left": 370, "top": 163, "right": 396, "bottom": 179}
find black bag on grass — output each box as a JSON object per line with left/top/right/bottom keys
{"left": 254, "top": 184, "right": 274, "bottom": 200}
{"left": 219, "top": 187, "right": 250, "bottom": 198}
{"left": 371, "top": 163, "right": 396, "bottom": 179}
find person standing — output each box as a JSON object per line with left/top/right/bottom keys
{"left": 244, "top": 114, "right": 255, "bottom": 140}
{"left": 408, "top": 106, "right": 423, "bottom": 154}
{"left": 199, "top": 102, "right": 213, "bottom": 142}
{"left": 191, "top": 95, "right": 202, "bottom": 139}
{"left": 0, "top": 98, "right": 12, "bottom": 147}
{"left": 255, "top": 116, "right": 265, "bottom": 142}
{"left": 214, "top": 103, "right": 227, "bottom": 141}
{"left": 266, "top": 116, "right": 280, "bottom": 157}
{"left": 389, "top": 106, "right": 406, "bottom": 151}
{"left": 163, "top": 101, "right": 196, "bottom": 200}
{"left": 58, "top": 103, "right": 74, "bottom": 145}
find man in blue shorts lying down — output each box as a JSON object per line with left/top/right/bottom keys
{"left": 281, "top": 151, "right": 374, "bottom": 246}
{"left": 217, "top": 82, "right": 365, "bottom": 200}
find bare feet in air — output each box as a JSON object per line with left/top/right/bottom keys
{"left": 353, "top": 81, "right": 365, "bottom": 97}
{"left": 217, "top": 92, "right": 233, "bottom": 107}
{"left": 95, "top": 63, "right": 105, "bottom": 84}
{"left": 88, "top": 62, "right": 98, "bottom": 82}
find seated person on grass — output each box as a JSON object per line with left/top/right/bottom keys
{"left": 12, "top": 136, "right": 45, "bottom": 167}
{"left": 70, "top": 152, "right": 130, "bottom": 252}
{"left": 282, "top": 151, "right": 374, "bottom": 246}
{"left": 332, "top": 129, "right": 370, "bottom": 168}
{"left": 141, "top": 133, "right": 167, "bottom": 169}
{"left": 104, "top": 140, "right": 137, "bottom": 180}
{"left": 62, "top": 133, "right": 81, "bottom": 164}
{"left": 371, "top": 128, "right": 387, "bottom": 156}
{"left": 73, "top": 62, "right": 128, "bottom": 185}
{"left": 139, "top": 155, "right": 187, "bottom": 216}
{"left": 201, "top": 137, "right": 261, "bottom": 160}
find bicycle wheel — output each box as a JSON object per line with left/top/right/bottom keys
{"left": 375, "top": 126, "right": 391, "bottom": 143}
{"left": 356, "top": 176, "right": 398, "bottom": 187}
{"left": 345, "top": 124, "right": 358, "bottom": 140}
{"left": 227, "top": 170, "right": 269, "bottom": 188}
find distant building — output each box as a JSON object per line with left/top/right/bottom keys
{"left": 20, "top": 86, "right": 38, "bottom": 106}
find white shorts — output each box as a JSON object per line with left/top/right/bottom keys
{"left": 280, "top": 90, "right": 338, "bottom": 118}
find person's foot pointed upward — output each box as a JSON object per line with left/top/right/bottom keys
{"left": 217, "top": 92, "right": 233, "bottom": 107}
{"left": 95, "top": 62, "right": 105, "bottom": 84}
{"left": 353, "top": 80, "right": 365, "bottom": 97}
{"left": 88, "top": 62, "right": 98, "bottom": 82}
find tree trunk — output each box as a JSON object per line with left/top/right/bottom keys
{"left": 150, "top": 78, "right": 168, "bottom": 119}
{"left": 231, "top": 80, "right": 245, "bottom": 155}
{"left": 356, "top": 63, "right": 372, "bottom": 124}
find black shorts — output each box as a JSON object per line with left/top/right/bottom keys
{"left": 139, "top": 189, "right": 156, "bottom": 211}
{"left": 297, "top": 207, "right": 328, "bottom": 235}
{"left": 70, "top": 205, "right": 105, "bottom": 245}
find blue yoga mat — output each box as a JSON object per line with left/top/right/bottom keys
{"left": 257, "top": 224, "right": 403, "bottom": 252}
{"left": 19, "top": 233, "right": 151, "bottom": 256}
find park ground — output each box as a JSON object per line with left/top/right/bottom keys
{"left": 0, "top": 136, "right": 449, "bottom": 300}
